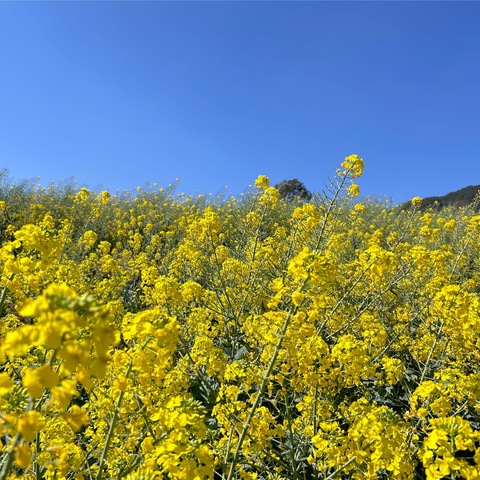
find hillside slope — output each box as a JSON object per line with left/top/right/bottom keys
{"left": 401, "top": 184, "right": 480, "bottom": 211}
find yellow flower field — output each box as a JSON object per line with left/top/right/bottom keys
{"left": 1, "top": 156, "right": 480, "bottom": 479}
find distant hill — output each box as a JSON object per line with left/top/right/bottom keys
{"left": 400, "top": 185, "right": 480, "bottom": 211}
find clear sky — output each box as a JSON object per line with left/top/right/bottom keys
{"left": 1, "top": 1, "right": 479, "bottom": 204}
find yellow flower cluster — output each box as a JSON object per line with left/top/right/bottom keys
{"left": 1, "top": 156, "right": 480, "bottom": 479}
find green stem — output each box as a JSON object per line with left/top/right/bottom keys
{"left": 313, "top": 173, "right": 348, "bottom": 253}
{"left": 226, "top": 308, "right": 294, "bottom": 480}
{"left": 0, "top": 397, "right": 34, "bottom": 480}
{"left": 419, "top": 320, "right": 444, "bottom": 385}
{"left": 0, "top": 274, "right": 13, "bottom": 317}
{"left": 285, "top": 395, "right": 298, "bottom": 480}
{"left": 0, "top": 433, "right": 21, "bottom": 480}
{"left": 323, "top": 455, "right": 357, "bottom": 480}
{"left": 34, "top": 432, "right": 43, "bottom": 479}
{"left": 95, "top": 359, "right": 133, "bottom": 480}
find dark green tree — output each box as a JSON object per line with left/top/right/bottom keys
{"left": 274, "top": 178, "right": 312, "bottom": 202}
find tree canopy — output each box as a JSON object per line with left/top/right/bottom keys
{"left": 274, "top": 178, "right": 312, "bottom": 202}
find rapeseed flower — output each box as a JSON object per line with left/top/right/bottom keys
{"left": 1, "top": 157, "right": 480, "bottom": 479}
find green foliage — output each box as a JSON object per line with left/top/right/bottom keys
{"left": 274, "top": 178, "right": 312, "bottom": 202}
{"left": 401, "top": 184, "right": 480, "bottom": 212}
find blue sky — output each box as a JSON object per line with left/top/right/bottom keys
{"left": 1, "top": 1, "right": 479, "bottom": 204}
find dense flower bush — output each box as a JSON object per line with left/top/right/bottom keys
{"left": 1, "top": 156, "right": 480, "bottom": 479}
